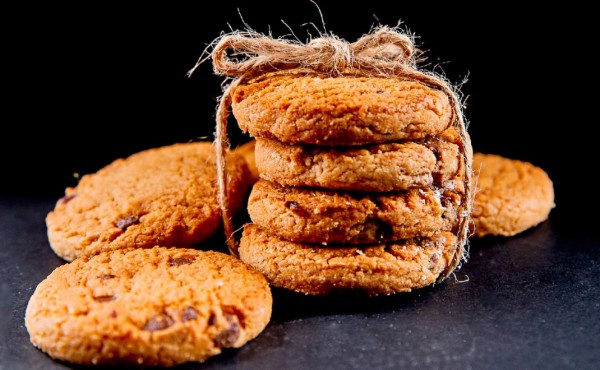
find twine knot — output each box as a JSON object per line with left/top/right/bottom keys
{"left": 208, "top": 27, "right": 416, "bottom": 77}
{"left": 306, "top": 37, "right": 353, "bottom": 72}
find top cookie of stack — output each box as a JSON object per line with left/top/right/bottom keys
{"left": 233, "top": 70, "right": 471, "bottom": 295}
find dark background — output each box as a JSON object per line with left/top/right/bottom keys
{"left": 5, "top": 2, "right": 591, "bottom": 220}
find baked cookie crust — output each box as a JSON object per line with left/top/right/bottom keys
{"left": 248, "top": 180, "right": 460, "bottom": 244}
{"left": 254, "top": 129, "right": 461, "bottom": 192}
{"left": 25, "top": 247, "right": 272, "bottom": 366}
{"left": 472, "top": 153, "right": 554, "bottom": 237}
{"left": 232, "top": 71, "right": 452, "bottom": 145}
{"left": 46, "top": 143, "right": 250, "bottom": 261}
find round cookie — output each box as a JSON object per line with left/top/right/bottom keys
{"left": 46, "top": 143, "right": 250, "bottom": 261}
{"left": 232, "top": 70, "right": 452, "bottom": 145}
{"left": 239, "top": 224, "right": 457, "bottom": 296}
{"left": 235, "top": 140, "right": 259, "bottom": 185}
{"left": 25, "top": 247, "right": 272, "bottom": 366}
{"left": 248, "top": 180, "right": 460, "bottom": 244}
{"left": 255, "top": 129, "right": 461, "bottom": 192}
{"left": 472, "top": 153, "right": 554, "bottom": 237}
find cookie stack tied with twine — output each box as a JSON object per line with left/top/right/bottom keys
{"left": 200, "top": 27, "right": 473, "bottom": 295}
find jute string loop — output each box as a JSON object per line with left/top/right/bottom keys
{"left": 195, "top": 26, "right": 472, "bottom": 279}
{"left": 208, "top": 28, "right": 416, "bottom": 77}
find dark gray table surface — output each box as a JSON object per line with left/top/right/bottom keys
{"left": 1, "top": 196, "right": 598, "bottom": 370}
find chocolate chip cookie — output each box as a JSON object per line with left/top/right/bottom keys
{"left": 239, "top": 224, "right": 457, "bottom": 296}
{"left": 248, "top": 180, "right": 460, "bottom": 244}
{"left": 472, "top": 153, "right": 554, "bottom": 237}
{"left": 46, "top": 142, "right": 250, "bottom": 261}
{"left": 25, "top": 247, "right": 272, "bottom": 366}
{"left": 254, "top": 128, "right": 461, "bottom": 192}
{"left": 232, "top": 70, "right": 452, "bottom": 145}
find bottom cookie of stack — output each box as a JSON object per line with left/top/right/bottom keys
{"left": 239, "top": 224, "right": 457, "bottom": 296}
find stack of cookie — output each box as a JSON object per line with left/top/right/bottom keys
{"left": 231, "top": 70, "right": 471, "bottom": 295}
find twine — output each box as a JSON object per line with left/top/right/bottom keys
{"left": 193, "top": 26, "right": 472, "bottom": 279}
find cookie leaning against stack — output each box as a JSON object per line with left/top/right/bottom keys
{"left": 46, "top": 142, "right": 250, "bottom": 261}
{"left": 229, "top": 70, "right": 472, "bottom": 295}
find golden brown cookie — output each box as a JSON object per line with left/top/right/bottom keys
{"left": 46, "top": 143, "right": 250, "bottom": 261}
{"left": 25, "top": 247, "right": 272, "bottom": 366}
{"left": 232, "top": 71, "right": 452, "bottom": 145}
{"left": 239, "top": 224, "right": 457, "bottom": 296}
{"left": 248, "top": 180, "right": 460, "bottom": 244}
{"left": 472, "top": 153, "right": 554, "bottom": 237}
{"left": 254, "top": 129, "right": 461, "bottom": 192}
{"left": 235, "top": 140, "right": 259, "bottom": 185}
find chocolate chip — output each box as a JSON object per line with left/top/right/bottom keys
{"left": 101, "top": 274, "right": 116, "bottom": 280}
{"left": 375, "top": 221, "right": 393, "bottom": 241}
{"left": 143, "top": 313, "right": 175, "bottom": 332}
{"left": 181, "top": 306, "right": 198, "bottom": 322}
{"left": 430, "top": 254, "right": 438, "bottom": 264}
{"left": 213, "top": 315, "right": 240, "bottom": 348}
{"left": 428, "top": 254, "right": 439, "bottom": 271}
{"left": 359, "top": 219, "right": 394, "bottom": 244}
{"left": 284, "top": 201, "right": 310, "bottom": 216}
{"left": 208, "top": 313, "right": 217, "bottom": 326}
{"left": 116, "top": 216, "right": 140, "bottom": 231}
{"left": 109, "top": 310, "right": 118, "bottom": 318}
{"left": 58, "top": 193, "right": 77, "bottom": 205}
{"left": 169, "top": 255, "right": 195, "bottom": 267}
{"left": 284, "top": 201, "right": 299, "bottom": 210}
{"left": 376, "top": 89, "right": 385, "bottom": 94}
{"left": 93, "top": 295, "right": 116, "bottom": 302}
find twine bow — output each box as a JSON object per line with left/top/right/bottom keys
{"left": 210, "top": 28, "right": 416, "bottom": 77}
{"left": 193, "top": 26, "right": 472, "bottom": 280}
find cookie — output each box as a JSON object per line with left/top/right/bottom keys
{"left": 239, "top": 224, "right": 457, "bottom": 296}
{"left": 235, "top": 140, "right": 259, "bottom": 184}
{"left": 472, "top": 153, "right": 554, "bottom": 237}
{"left": 46, "top": 142, "right": 250, "bottom": 261}
{"left": 254, "top": 129, "right": 461, "bottom": 192}
{"left": 248, "top": 180, "right": 460, "bottom": 244}
{"left": 232, "top": 70, "right": 452, "bottom": 145}
{"left": 25, "top": 247, "right": 272, "bottom": 366}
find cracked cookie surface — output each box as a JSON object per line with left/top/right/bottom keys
{"left": 255, "top": 127, "right": 461, "bottom": 192}
{"left": 46, "top": 143, "right": 250, "bottom": 261}
{"left": 25, "top": 247, "right": 272, "bottom": 366}
{"left": 239, "top": 224, "right": 457, "bottom": 296}
{"left": 232, "top": 71, "right": 452, "bottom": 145}
{"left": 472, "top": 153, "right": 554, "bottom": 237}
{"left": 248, "top": 180, "right": 460, "bottom": 244}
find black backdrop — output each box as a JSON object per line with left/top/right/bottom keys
{"left": 3, "top": 2, "right": 591, "bottom": 221}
